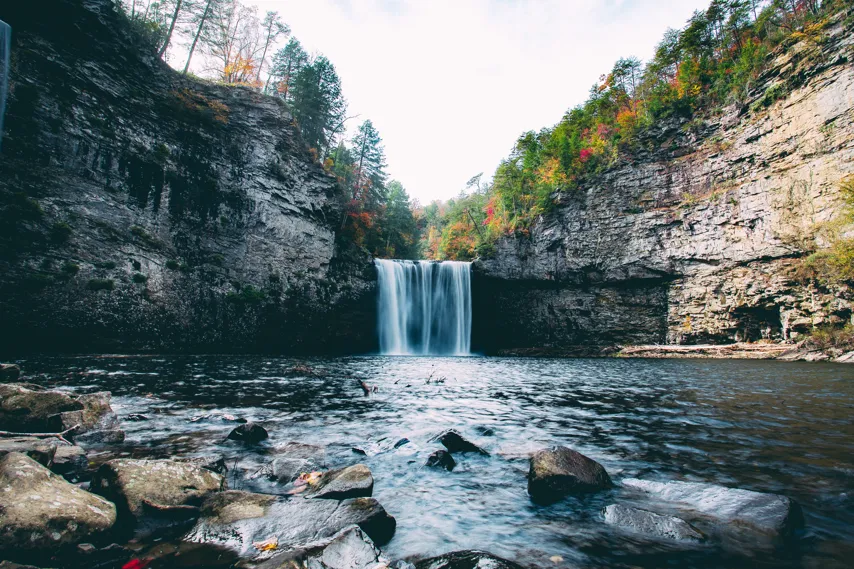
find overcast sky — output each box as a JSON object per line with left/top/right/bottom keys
{"left": 241, "top": 0, "right": 709, "bottom": 204}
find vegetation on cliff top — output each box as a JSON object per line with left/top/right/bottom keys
{"left": 420, "top": 0, "right": 849, "bottom": 261}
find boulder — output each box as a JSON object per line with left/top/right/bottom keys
{"left": 48, "top": 392, "right": 124, "bottom": 445}
{"left": 51, "top": 445, "right": 88, "bottom": 480}
{"left": 621, "top": 479, "right": 803, "bottom": 537}
{"left": 603, "top": 504, "right": 704, "bottom": 542}
{"left": 425, "top": 450, "right": 456, "bottom": 471}
{"left": 309, "top": 464, "right": 374, "bottom": 500}
{"left": 89, "top": 459, "right": 225, "bottom": 526}
{"left": 185, "top": 491, "right": 396, "bottom": 557}
{"left": 0, "top": 436, "right": 58, "bottom": 467}
{"left": 528, "top": 446, "right": 612, "bottom": 504}
{"left": 0, "top": 562, "right": 47, "bottom": 569}
{"left": 0, "top": 364, "right": 21, "bottom": 382}
{"left": 171, "top": 455, "right": 229, "bottom": 475}
{"left": 254, "top": 525, "right": 387, "bottom": 569}
{"left": 227, "top": 422, "right": 268, "bottom": 444}
{"left": 0, "top": 384, "right": 82, "bottom": 432}
{"left": 0, "top": 452, "right": 116, "bottom": 554}
{"left": 415, "top": 551, "right": 526, "bottom": 569}
{"left": 74, "top": 429, "right": 126, "bottom": 445}
{"left": 435, "top": 430, "right": 488, "bottom": 455}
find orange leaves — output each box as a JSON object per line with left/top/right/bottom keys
{"left": 253, "top": 537, "right": 279, "bottom": 551}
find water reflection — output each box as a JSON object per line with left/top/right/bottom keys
{"left": 16, "top": 355, "right": 854, "bottom": 568}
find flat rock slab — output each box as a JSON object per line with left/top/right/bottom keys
{"left": 622, "top": 479, "right": 803, "bottom": 537}
{"left": 90, "top": 458, "right": 225, "bottom": 524}
{"left": 603, "top": 504, "right": 704, "bottom": 542}
{"left": 185, "top": 491, "right": 396, "bottom": 558}
{"left": 415, "top": 550, "right": 527, "bottom": 569}
{"left": 0, "top": 436, "right": 58, "bottom": 467}
{"left": 252, "top": 525, "right": 387, "bottom": 569}
{"left": 309, "top": 464, "right": 374, "bottom": 500}
{"left": 528, "top": 446, "right": 612, "bottom": 504}
{"left": 0, "top": 452, "right": 116, "bottom": 553}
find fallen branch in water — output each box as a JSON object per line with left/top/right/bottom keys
{"left": 0, "top": 424, "right": 80, "bottom": 446}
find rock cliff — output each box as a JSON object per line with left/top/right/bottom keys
{"left": 473, "top": 13, "right": 854, "bottom": 354}
{"left": 0, "top": 0, "right": 376, "bottom": 354}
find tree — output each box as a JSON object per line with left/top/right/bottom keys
{"left": 202, "top": 0, "right": 262, "bottom": 85}
{"left": 289, "top": 56, "right": 347, "bottom": 153}
{"left": 182, "top": 0, "right": 220, "bottom": 74}
{"left": 350, "top": 120, "right": 387, "bottom": 202}
{"left": 255, "top": 11, "right": 290, "bottom": 83}
{"left": 269, "top": 38, "right": 309, "bottom": 97}
{"left": 378, "top": 181, "right": 419, "bottom": 258}
{"left": 157, "top": 0, "right": 185, "bottom": 59}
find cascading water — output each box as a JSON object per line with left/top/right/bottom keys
{"left": 0, "top": 20, "right": 10, "bottom": 151}
{"left": 375, "top": 259, "right": 472, "bottom": 356}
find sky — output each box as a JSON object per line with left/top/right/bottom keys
{"left": 241, "top": 0, "right": 710, "bottom": 204}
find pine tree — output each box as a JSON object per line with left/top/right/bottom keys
{"left": 268, "top": 38, "right": 309, "bottom": 97}
{"left": 350, "top": 119, "right": 387, "bottom": 202}
{"left": 289, "top": 56, "right": 347, "bottom": 154}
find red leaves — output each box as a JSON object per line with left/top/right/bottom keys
{"left": 579, "top": 148, "right": 593, "bottom": 163}
{"left": 122, "top": 559, "right": 151, "bottom": 569}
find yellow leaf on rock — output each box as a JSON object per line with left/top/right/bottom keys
{"left": 253, "top": 537, "right": 278, "bottom": 551}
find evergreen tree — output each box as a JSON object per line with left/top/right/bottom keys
{"left": 268, "top": 38, "right": 309, "bottom": 97}
{"left": 289, "top": 56, "right": 347, "bottom": 154}
{"left": 350, "top": 119, "right": 387, "bottom": 202}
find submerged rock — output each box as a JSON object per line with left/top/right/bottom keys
{"left": 415, "top": 550, "right": 527, "bottom": 569}
{"left": 426, "top": 450, "right": 456, "bottom": 471}
{"left": 0, "top": 364, "right": 21, "bottom": 382}
{"left": 89, "top": 458, "right": 225, "bottom": 526}
{"left": 603, "top": 504, "right": 704, "bottom": 542}
{"left": 309, "top": 464, "right": 374, "bottom": 500}
{"left": 528, "top": 446, "right": 612, "bottom": 503}
{"left": 435, "top": 430, "right": 489, "bottom": 455}
{"left": 0, "top": 452, "right": 116, "bottom": 554}
{"left": 0, "top": 384, "right": 82, "bottom": 432}
{"left": 254, "top": 525, "right": 387, "bottom": 569}
{"left": 185, "top": 491, "right": 396, "bottom": 557}
{"left": 0, "top": 436, "right": 58, "bottom": 466}
{"left": 622, "top": 479, "right": 803, "bottom": 537}
{"left": 227, "top": 422, "right": 269, "bottom": 444}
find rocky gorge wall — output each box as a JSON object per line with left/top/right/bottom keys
{"left": 473, "top": 14, "right": 854, "bottom": 354}
{"left": 0, "top": 0, "right": 377, "bottom": 354}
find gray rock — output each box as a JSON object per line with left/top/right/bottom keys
{"left": 74, "top": 429, "right": 126, "bottom": 445}
{"left": 0, "top": 436, "right": 58, "bottom": 467}
{"left": 415, "top": 550, "right": 527, "bottom": 569}
{"left": 435, "top": 430, "right": 488, "bottom": 455}
{"left": 184, "top": 491, "right": 396, "bottom": 557}
{"left": 309, "top": 464, "right": 374, "bottom": 500}
{"left": 89, "top": 458, "right": 225, "bottom": 525}
{"left": 622, "top": 479, "right": 803, "bottom": 537}
{"left": 0, "top": 452, "right": 116, "bottom": 553}
{"left": 0, "top": 384, "right": 82, "bottom": 432}
{"left": 426, "top": 450, "right": 456, "bottom": 471}
{"left": 228, "top": 422, "right": 269, "bottom": 444}
{"left": 528, "top": 446, "right": 612, "bottom": 503}
{"left": 603, "top": 504, "right": 704, "bottom": 542}
{"left": 51, "top": 445, "right": 88, "bottom": 479}
{"left": 0, "top": 364, "right": 21, "bottom": 382}
{"left": 254, "top": 525, "right": 387, "bottom": 569}
{"left": 50, "top": 392, "right": 119, "bottom": 432}
{"left": 172, "top": 454, "right": 229, "bottom": 475}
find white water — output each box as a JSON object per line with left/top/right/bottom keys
{"left": 375, "top": 259, "right": 472, "bottom": 356}
{"left": 0, "top": 20, "right": 10, "bottom": 150}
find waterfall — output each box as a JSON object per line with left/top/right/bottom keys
{"left": 0, "top": 20, "right": 9, "bottom": 151}
{"left": 375, "top": 259, "right": 472, "bottom": 356}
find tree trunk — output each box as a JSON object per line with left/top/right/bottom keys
{"left": 158, "top": 0, "right": 184, "bottom": 59}
{"left": 183, "top": 0, "right": 212, "bottom": 74}
{"left": 255, "top": 21, "right": 275, "bottom": 83}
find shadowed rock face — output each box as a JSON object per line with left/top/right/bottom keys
{"left": 0, "top": 452, "right": 116, "bottom": 554}
{"left": 528, "top": 446, "right": 612, "bottom": 504}
{"left": 254, "top": 525, "right": 387, "bottom": 569}
{"left": 0, "top": 383, "right": 82, "bottom": 432}
{"left": 473, "top": 14, "right": 854, "bottom": 354}
{"left": 415, "top": 550, "right": 528, "bottom": 569}
{"left": 0, "top": 0, "right": 376, "bottom": 355}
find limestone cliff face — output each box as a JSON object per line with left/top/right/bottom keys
{"left": 0, "top": 0, "right": 376, "bottom": 354}
{"left": 474, "top": 15, "right": 854, "bottom": 353}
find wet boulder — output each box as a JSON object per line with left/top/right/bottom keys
{"left": 309, "top": 464, "right": 374, "bottom": 500}
{"left": 172, "top": 454, "right": 229, "bottom": 475}
{"left": 603, "top": 504, "right": 704, "bottom": 542}
{"left": 0, "top": 452, "right": 116, "bottom": 554}
{"left": 435, "top": 430, "right": 488, "bottom": 455}
{"left": 227, "top": 422, "right": 268, "bottom": 444}
{"left": 528, "top": 446, "right": 612, "bottom": 504}
{"left": 415, "top": 550, "right": 527, "bottom": 569}
{"left": 89, "top": 459, "right": 225, "bottom": 527}
{"left": 48, "top": 392, "right": 124, "bottom": 445}
{"left": 185, "top": 491, "right": 396, "bottom": 557}
{"left": 0, "top": 384, "right": 82, "bottom": 432}
{"left": 0, "top": 364, "right": 21, "bottom": 382}
{"left": 426, "top": 450, "right": 456, "bottom": 471}
{"left": 622, "top": 479, "right": 803, "bottom": 538}
{"left": 254, "top": 525, "right": 387, "bottom": 569}
{"left": 0, "top": 436, "right": 58, "bottom": 467}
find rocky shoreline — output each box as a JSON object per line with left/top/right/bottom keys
{"left": 0, "top": 362, "right": 810, "bottom": 568}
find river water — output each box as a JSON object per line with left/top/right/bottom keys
{"left": 16, "top": 355, "right": 854, "bottom": 569}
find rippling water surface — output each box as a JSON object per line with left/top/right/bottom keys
{"left": 17, "top": 355, "right": 854, "bottom": 569}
